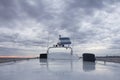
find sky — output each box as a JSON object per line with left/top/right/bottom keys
{"left": 0, "top": 0, "right": 120, "bottom": 56}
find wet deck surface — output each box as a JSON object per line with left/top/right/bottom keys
{"left": 0, "top": 59, "right": 120, "bottom": 80}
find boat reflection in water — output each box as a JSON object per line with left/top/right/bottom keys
{"left": 39, "top": 59, "right": 48, "bottom": 64}
{"left": 39, "top": 59, "right": 96, "bottom": 72}
{"left": 39, "top": 58, "right": 73, "bottom": 72}
{"left": 83, "top": 61, "right": 96, "bottom": 72}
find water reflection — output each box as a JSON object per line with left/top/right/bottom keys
{"left": 39, "top": 59, "right": 48, "bottom": 70}
{"left": 39, "top": 59, "right": 48, "bottom": 64}
{"left": 0, "top": 59, "right": 120, "bottom": 80}
{"left": 83, "top": 61, "right": 96, "bottom": 72}
{"left": 39, "top": 59, "right": 96, "bottom": 72}
{"left": 39, "top": 59, "right": 73, "bottom": 72}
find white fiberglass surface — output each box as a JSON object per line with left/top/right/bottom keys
{"left": 0, "top": 58, "right": 120, "bottom": 80}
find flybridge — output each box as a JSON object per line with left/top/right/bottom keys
{"left": 58, "top": 37, "right": 71, "bottom": 45}
{"left": 47, "top": 35, "right": 73, "bottom": 55}
{"left": 56, "top": 35, "right": 72, "bottom": 47}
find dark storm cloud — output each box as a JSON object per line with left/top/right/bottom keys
{"left": 0, "top": 32, "right": 47, "bottom": 47}
{"left": 0, "top": 47, "right": 38, "bottom": 56}
{"left": 18, "top": 0, "right": 46, "bottom": 19}
{"left": 0, "top": 0, "right": 18, "bottom": 21}
{"left": 0, "top": 0, "right": 116, "bottom": 25}
{"left": 16, "top": 40, "right": 47, "bottom": 47}
{"left": 0, "top": 47, "right": 19, "bottom": 55}
{"left": 44, "top": 0, "right": 105, "bottom": 38}
{"left": 59, "top": 0, "right": 120, "bottom": 47}
{"left": 67, "top": 0, "right": 118, "bottom": 10}
{"left": 0, "top": 0, "right": 118, "bottom": 21}
{"left": 109, "top": 37, "right": 120, "bottom": 49}
{"left": 0, "top": 33, "right": 18, "bottom": 42}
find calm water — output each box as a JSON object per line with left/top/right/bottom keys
{"left": 0, "top": 59, "right": 120, "bottom": 80}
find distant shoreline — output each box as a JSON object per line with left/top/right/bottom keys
{"left": 0, "top": 56, "right": 120, "bottom": 64}
{"left": 0, "top": 57, "right": 36, "bottom": 63}
{"left": 96, "top": 56, "right": 120, "bottom": 63}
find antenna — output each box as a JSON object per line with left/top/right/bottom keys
{"left": 47, "top": 34, "right": 49, "bottom": 49}
{"left": 59, "top": 35, "right": 61, "bottom": 38}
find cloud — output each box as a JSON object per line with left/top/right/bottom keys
{"left": 0, "top": 0, "right": 120, "bottom": 55}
